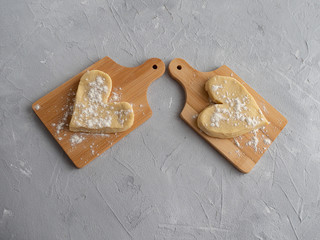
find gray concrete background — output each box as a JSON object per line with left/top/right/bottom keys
{"left": 1, "top": 0, "right": 320, "bottom": 239}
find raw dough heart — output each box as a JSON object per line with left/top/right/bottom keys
{"left": 69, "top": 70, "right": 134, "bottom": 133}
{"left": 197, "top": 75, "right": 268, "bottom": 138}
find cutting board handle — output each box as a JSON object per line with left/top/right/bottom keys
{"left": 133, "top": 58, "right": 166, "bottom": 87}
{"left": 168, "top": 58, "right": 196, "bottom": 91}
{"left": 168, "top": 58, "right": 217, "bottom": 113}
{"left": 95, "top": 57, "right": 165, "bottom": 88}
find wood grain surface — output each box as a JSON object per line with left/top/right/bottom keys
{"left": 32, "top": 57, "right": 165, "bottom": 168}
{"left": 168, "top": 58, "right": 287, "bottom": 173}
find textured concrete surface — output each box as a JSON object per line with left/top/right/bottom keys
{"left": 1, "top": 0, "right": 320, "bottom": 239}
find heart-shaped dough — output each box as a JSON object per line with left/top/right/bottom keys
{"left": 69, "top": 70, "right": 134, "bottom": 133}
{"left": 197, "top": 75, "right": 268, "bottom": 138}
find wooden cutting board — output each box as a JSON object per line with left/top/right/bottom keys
{"left": 32, "top": 57, "right": 165, "bottom": 168}
{"left": 168, "top": 58, "right": 287, "bottom": 173}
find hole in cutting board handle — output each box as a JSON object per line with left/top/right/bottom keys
{"left": 177, "top": 65, "right": 182, "bottom": 70}
{"left": 153, "top": 65, "right": 157, "bottom": 69}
